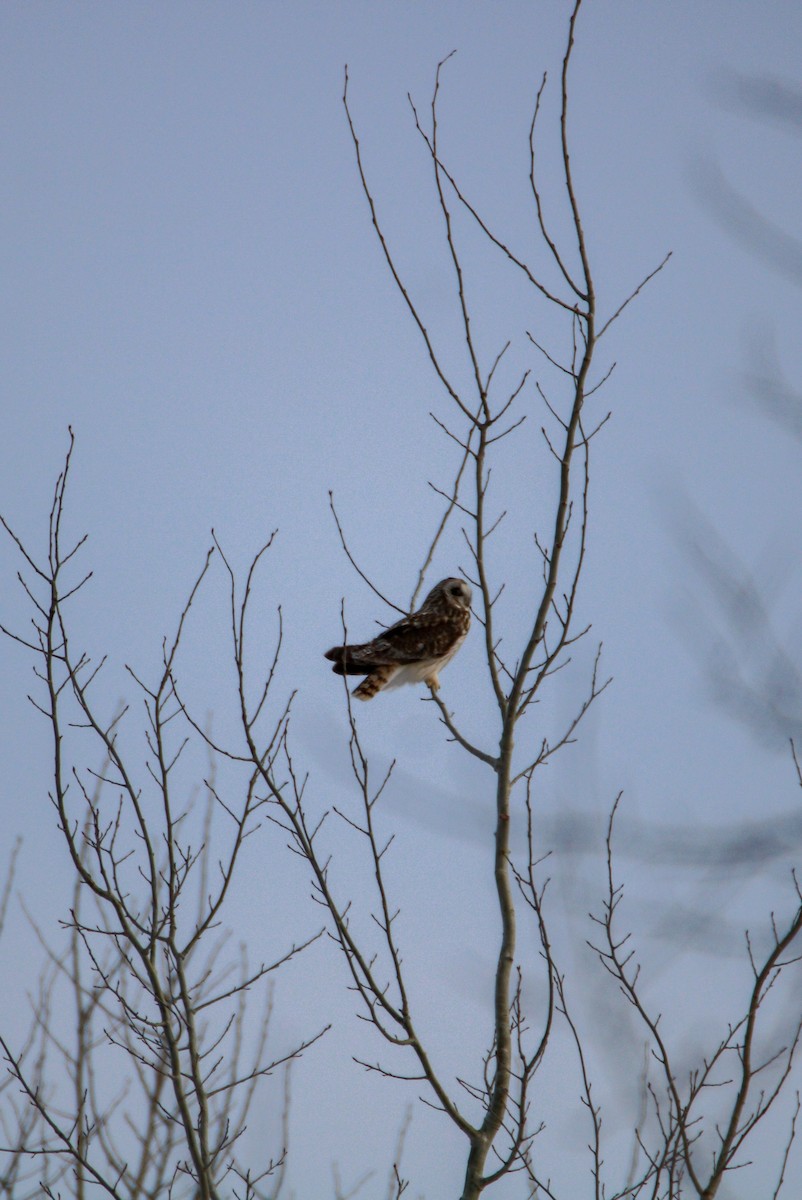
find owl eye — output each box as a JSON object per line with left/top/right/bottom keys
{"left": 449, "top": 584, "right": 462, "bottom": 596}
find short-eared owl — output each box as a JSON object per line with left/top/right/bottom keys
{"left": 324, "top": 577, "right": 472, "bottom": 700}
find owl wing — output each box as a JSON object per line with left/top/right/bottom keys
{"left": 325, "top": 600, "right": 471, "bottom": 680}
{"left": 353, "top": 609, "right": 464, "bottom": 666}
{"left": 325, "top": 615, "right": 429, "bottom": 675}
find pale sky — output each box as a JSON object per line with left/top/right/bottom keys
{"left": 2, "top": 3, "right": 802, "bottom": 1197}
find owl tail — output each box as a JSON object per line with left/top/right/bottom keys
{"left": 353, "top": 666, "right": 395, "bottom": 700}
{"left": 324, "top": 647, "right": 395, "bottom": 698}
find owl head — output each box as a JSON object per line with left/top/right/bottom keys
{"left": 420, "top": 577, "right": 472, "bottom": 612}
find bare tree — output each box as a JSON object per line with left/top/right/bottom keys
{"left": 0, "top": 433, "right": 327, "bottom": 1199}
{"left": 3, "top": 4, "right": 802, "bottom": 1199}
{"left": 689, "top": 68, "right": 802, "bottom": 755}
{"left": 206, "top": 1, "right": 659, "bottom": 1195}
{"left": 250, "top": 2, "right": 800, "bottom": 1196}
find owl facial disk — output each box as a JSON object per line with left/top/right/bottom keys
{"left": 447, "top": 579, "right": 472, "bottom": 606}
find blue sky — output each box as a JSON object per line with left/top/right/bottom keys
{"left": 2, "top": 3, "right": 802, "bottom": 1196}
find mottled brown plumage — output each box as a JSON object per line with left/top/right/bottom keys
{"left": 324, "top": 577, "right": 472, "bottom": 700}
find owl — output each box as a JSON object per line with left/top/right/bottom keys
{"left": 324, "top": 577, "right": 472, "bottom": 700}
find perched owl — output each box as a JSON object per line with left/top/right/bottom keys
{"left": 324, "top": 577, "right": 472, "bottom": 700}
